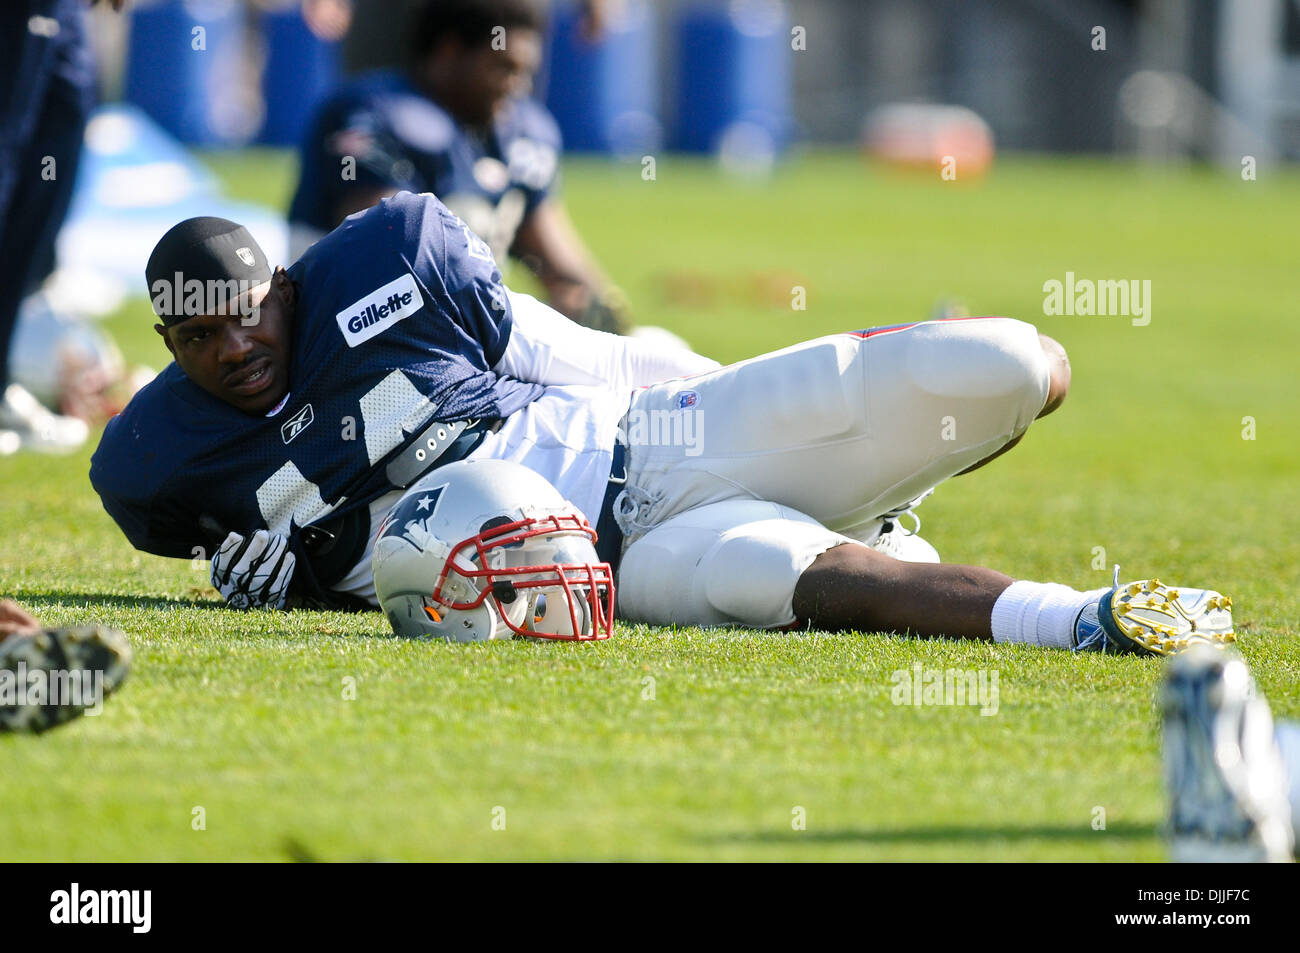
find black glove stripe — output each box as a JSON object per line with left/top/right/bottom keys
{"left": 215, "top": 535, "right": 254, "bottom": 587}
{"left": 254, "top": 548, "right": 291, "bottom": 606}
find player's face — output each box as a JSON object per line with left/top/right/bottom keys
{"left": 451, "top": 30, "right": 542, "bottom": 124}
{"left": 156, "top": 270, "right": 296, "bottom": 416}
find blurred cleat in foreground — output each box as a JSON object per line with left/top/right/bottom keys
{"left": 1163, "top": 645, "right": 1294, "bottom": 862}
{"left": 0, "top": 625, "right": 132, "bottom": 734}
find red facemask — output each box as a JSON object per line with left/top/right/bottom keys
{"left": 427, "top": 513, "right": 614, "bottom": 641}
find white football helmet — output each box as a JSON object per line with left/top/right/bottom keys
{"left": 372, "top": 459, "right": 614, "bottom": 642}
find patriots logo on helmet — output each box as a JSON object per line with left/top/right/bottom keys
{"left": 379, "top": 484, "right": 446, "bottom": 546}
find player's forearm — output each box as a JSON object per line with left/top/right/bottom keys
{"left": 513, "top": 201, "right": 612, "bottom": 322}
{"left": 537, "top": 274, "right": 603, "bottom": 326}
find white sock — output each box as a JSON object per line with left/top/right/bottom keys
{"left": 990, "top": 580, "right": 1111, "bottom": 650}
{"left": 1273, "top": 722, "right": 1300, "bottom": 839}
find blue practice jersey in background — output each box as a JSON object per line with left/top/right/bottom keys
{"left": 288, "top": 70, "right": 561, "bottom": 263}
{"left": 91, "top": 192, "right": 545, "bottom": 606}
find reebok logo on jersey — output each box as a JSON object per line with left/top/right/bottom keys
{"left": 281, "top": 403, "right": 314, "bottom": 444}
{"left": 336, "top": 274, "right": 424, "bottom": 347}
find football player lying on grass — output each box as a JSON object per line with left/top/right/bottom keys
{"left": 0, "top": 600, "right": 131, "bottom": 734}
{"left": 92, "top": 191, "right": 1235, "bottom": 654}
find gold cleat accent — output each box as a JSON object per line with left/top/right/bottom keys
{"left": 1105, "top": 578, "right": 1237, "bottom": 657}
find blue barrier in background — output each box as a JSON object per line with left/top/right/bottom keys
{"left": 674, "top": 0, "right": 792, "bottom": 157}
{"left": 259, "top": 7, "right": 342, "bottom": 146}
{"left": 124, "top": 0, "right": 252, "bottom": 146}
{"left": 544, "top": 0, "right": 660, "bottom": 156}
{"left": 59, "top": 105, "right": 289, "bottom": 287}
{"left": 123, "top": 0, "right": 792, "bottom": 157}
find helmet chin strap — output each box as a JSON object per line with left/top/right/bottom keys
{"left": 573, "top": 590, "right": 592, "bottom": 637}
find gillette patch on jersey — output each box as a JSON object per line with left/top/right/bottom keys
{"left": 337, "top": 274, "right": 425, "bottom": 347}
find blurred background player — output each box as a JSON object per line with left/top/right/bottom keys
{"left": 0, "top": 0, "right": 130, "bottom": 454}
{"left": 288, "top": 0, "right": 631, "bottom": 333}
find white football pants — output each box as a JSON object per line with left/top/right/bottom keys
{"left": 614, "top": 317, "right": 1052, "bottom": 628}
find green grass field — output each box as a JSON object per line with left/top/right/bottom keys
{"left": 2, "top": 150, "right": 1297, "bottom": 860}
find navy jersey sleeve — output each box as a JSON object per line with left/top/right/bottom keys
{"left": 393, "top": 193, "right": 516, "bottom": 369}
{"left": 89, "top": 383, "right": 215, "bottom": 561}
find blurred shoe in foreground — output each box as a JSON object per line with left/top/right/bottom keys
{"left": 1163, "top": 645, "right": 1294, "bottom": 862}
{"left": 0, "top": 600, "right": 131, "bottom": 734}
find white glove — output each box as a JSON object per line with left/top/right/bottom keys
{"left": 210, "top": 530, "right": 296, "bottom": 610}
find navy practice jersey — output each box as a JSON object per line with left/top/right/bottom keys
{"left": 288, "top": 70, "right": 561, "bottom": 263}
{"left": 91, "top": 192, "right": 545, "bottom": 607}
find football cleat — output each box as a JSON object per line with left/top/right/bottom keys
{"left": 0, "top": 625, "right": 132, "bottom": 734}
{"left": 1162, "top": 646, "right": 1294, "bottom": 862}
{"left": 866, "top": 488, "right": 939, "bottom": 562}
{"left": 1075, "top": 566, "right": 1235, "bottom": 656}
{"left": 868, "top": 522, "right": 940, "bottom": 563}
{"left": 0, "top": 382, "right": 88, "bottom": 454}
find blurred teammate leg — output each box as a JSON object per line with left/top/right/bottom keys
{"left": 0, "top": 1, "right": 62, "bottom": 381}
{"left": 0, "top": 0, "right": 94, "bottom": 451}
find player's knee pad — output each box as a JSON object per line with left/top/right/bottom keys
{"left": 617, "top": 502, "right": 850, "bottom": 629}
{"left": 698, "top": 521, "right": 840, "bottom": 628}
{"left": 907, "top": 317, "right": 1050, "bottom": 425}
{"left": 908, "top": 317, "right": 1048, "bottom": 398}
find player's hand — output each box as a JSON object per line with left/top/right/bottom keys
{"left": 0, "top": 600, "right": 43, "bottom": 638}
{"left": 575, "top": 287, "right": 630, "bottom": 335}
{"left": 301, "top": 0, "right": 351, "bottom": 41}
{"left": 210, "top": 530, "right": 296, "bottom": 610}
